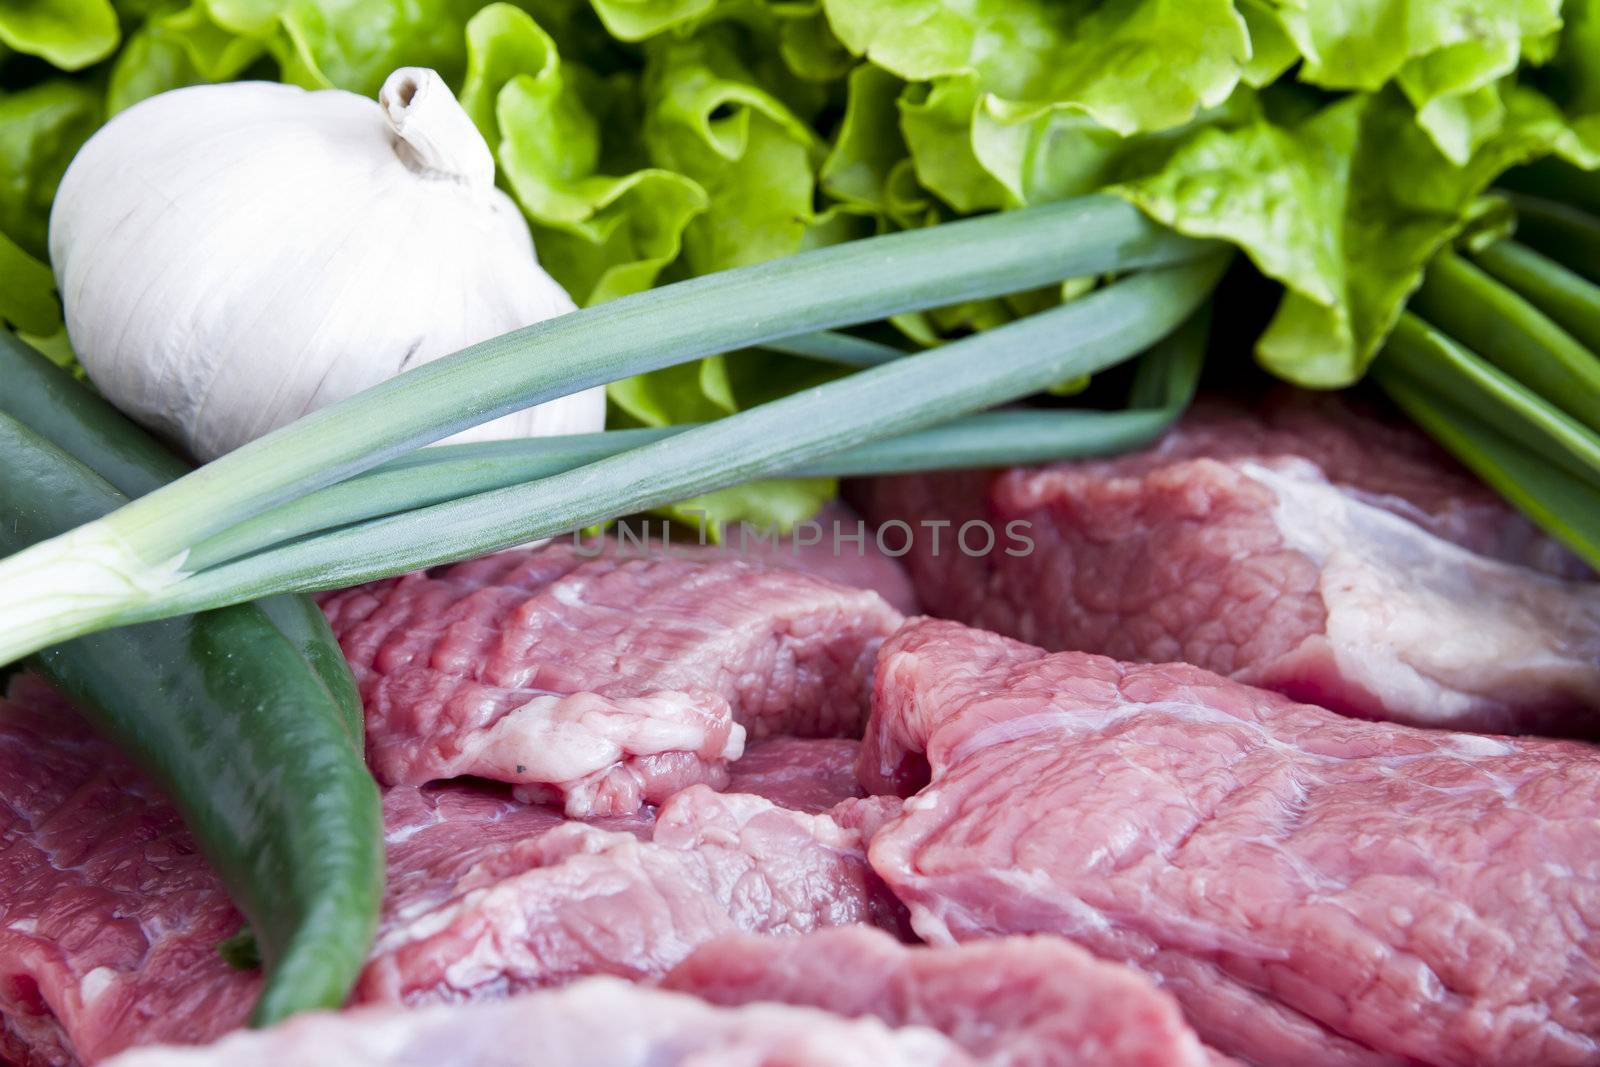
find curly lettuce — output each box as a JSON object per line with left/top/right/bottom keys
{"left": 9, "top": 0, "right": 1600, "bottom": 526}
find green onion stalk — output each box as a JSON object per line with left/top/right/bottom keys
{"left": 0, "top": 196, "right": 1221, "bottom": 667}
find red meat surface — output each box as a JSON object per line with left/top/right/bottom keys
{"left": 101, "top": 976, "right": 967, "bottom": 1067}
{"left": 320, "top": 543, "right": 903, "bottom": 816}
{"left": 858, "top": 618, "right": 1600, "bottom": 1067}
{"left": 852, "top": 392, "right": 1600, "bottom": 734}
{"left": 0, "top": 679, "right": 898, "bottom": 1065}
{"left": 663, "top": 926, "right": 1223, "bottom": 1067}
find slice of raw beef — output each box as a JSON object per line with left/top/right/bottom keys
{"left": 362, "top": 782, "right": 906, "bottom": 1005}
{"left": 852, "top": 393, "right": 1600, "bottom": 734}
{"left": 663, "top": 926, "right": 1220, "bottom": 1067}
{"left": 723, "top": 737, "right": 864, "bottom": 814}
{"left": 0, "top": 677, "right": 900, "bottom": 1065}
{"left": 859, "top": 618, "right": 1600, "bottom": 1067}
{"left": 320, "top": 543, "right": 904, "bottom": 816}
{"left": 100, "top": 976, "right": 968, "bottom": 1067}
{"left": 0, "top": 677, "right": 259, "bottom": 1067}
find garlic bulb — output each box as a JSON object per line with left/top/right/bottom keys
{"left": 49, "top": 67, "right": 605, "bottom": 461}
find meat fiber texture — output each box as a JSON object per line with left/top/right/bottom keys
{"left": 100, "top": 976, "right": 968, "bottom": 1067}
{"left": 852, "top": 391, "right": 1600, "bottom": 735}
{"left": 663, "top": 926, "right": 1224, "bottom": 1067}
{"left": 859, "top": 618, "right": 1600, "bottom": 1067}
{"left": 0, "top": 676, "right": 895, "bottom": 1066}
{"left": 320, "top": 540, "right": 905, "bottom": 816}
{"left": 0, "top": 677, "right": 259, "bottom": 1067}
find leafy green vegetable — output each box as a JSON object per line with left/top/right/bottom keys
{"left": 0, "top": 230, "right": 60, "bottom": 335}
{"left": 0, "top": 80, "right": 101, "bottom": 262}
{"left": 1117, "top": 86, "right": 1586, "bottom": 386}
{"left": 109, "top": 3, "right": 264, "bottom": 113}
{"left": 818, "top": 63, "right": 904, "bottom": 214}
{"left": 461, "top": 3, "right": 706, "bottom": 306}
{"left": 0, "top": 0, "right": 120, "bottom": 71}
{"left": 1268, "top": 1, "right": 1562, "bottom": 162}
{"left": 588, "top": 0, "right": 708, "bottom": 42}
{"left": 821, "top": 0, "right": 1249, "bottom": 136}
{"left": 642, "top": 26, "right": 819, "bottom": 273}
{"left": 13, "top": 0, "right": 1600, "bottom": 535}
{"left": 655, "top": 476, "right": 838, "bottom": 541}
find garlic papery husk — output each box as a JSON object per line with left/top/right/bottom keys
{"left": 49, "top": 67, "right": 605, "bottom": 462}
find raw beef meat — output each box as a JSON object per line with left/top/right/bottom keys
{"left": 724, "top": 737, "right": 864, "bottom": 814}
{"left": 320, "top": 543, "right": 904, "bottom": 815}
{"left": 0, "top": 677, "right": 899, "bottom": 1065}
{"left": 663, "top": 926, "right": 1220, "bottom": 1067}
{"left": 853, "top": 393, "right": 1600, "bottom": 734}
{"left": 101, "top": 976, "right": 967, "bottom": 1067}
{"left": 860, "top": 618, "right": 1600, "bottom": 1067}
{"left": 722, "top": 501, "right": 920, "bottom": 613}
{"left": 362, "top": 782, "right": 906, "bottom": 1005}
{"left": 0, "top": 677, "right": 258, "bottom": 1067}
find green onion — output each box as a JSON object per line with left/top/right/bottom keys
{"left": 105, "top": 195, "right": 1211, "bottom": 566}
{"left": 1379, "top": 314, "right": 1600, "bottom": 487}
{"left": 1409, "top": 250, "right": 1600, "bottom": 435}
{"left": 759, "top": 331, "right": 907, "bottom": 367}
{"left": 1472, "top": 240, "right": 1600, "bottom": 356}
{"left": 187, "top": 312, "right": 1206, "bottom": 569}
{"left": 1374, "top": 318, "right": 1600, "bottom": 570}
{"left": 0, "top": 196, "right": 1214, "bottom": 665}
{"left": 108, "top": 256, "right": 1226, "bottom": 630}
{"left": 1503, "top": 192, "right": 1600, "bottom": 285}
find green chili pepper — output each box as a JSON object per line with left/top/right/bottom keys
{"left": 0, "top": 333, "right": 382, "bottom": 1026}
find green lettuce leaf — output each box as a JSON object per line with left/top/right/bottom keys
{"left": 1237, "top": 0, "right": 1297, "bottom": 88}
{"left": 1270, "top": 0, "right": 1562, "bottom": 162}
{"left": 656, "top": 476, "right": 838, "bottom": 541}
{"left": 0, "top": 229, "right": 60, "bottom": 335}
{"left": 898, "top": 75, "right": 1008, "bottom": 212}
{"left": 109, "top": 3, "right": 264, "bottom": 114}
{"left": 0, "top": 0, "right": 120, "bottom": 70}
{"left": 641, "top": 24, "right": 820, "bottom": 273}
{"left": 589, "top": 0, "right": 710, "bottom": 42}
{"left": 821, "top": 0, "right": 1249, "bottom": 136}
{"left": 818, "top": 62, "right": 904, "bottom": 214}
{"left": 461, "top": 3, "right": 706, "bottom": 305}
{"left": 773, "top": 1, "right": 852, "bottom": 83}
{"left": 1117, "top": 85, "right": 1583, "bottom": 387}
{"left": 0, "top": 79, "right": 101, "bottom": 262}
{"left": 273, "top": 0, "right": 489, "bottom": 95}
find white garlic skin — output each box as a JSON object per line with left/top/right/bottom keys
{"left": 50, "top": 67, "right": 605, "bottom": 462}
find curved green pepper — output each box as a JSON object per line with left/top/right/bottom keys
{"left": 0, "top": 334, "right": 382, "bottom": 1026}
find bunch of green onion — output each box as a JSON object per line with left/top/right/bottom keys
{"left": 6, "top": 167, "right": 1600, "bottom": 672}
{"left": 1375, "top": 161, "right": 1600, "bottom": 567}
{"left": 0, "top": 196, "right": 1225, "bottom": 666}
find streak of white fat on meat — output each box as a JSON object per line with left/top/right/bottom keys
{"left": 383, "top": 803, "right": 450, "bottom": 847}
{"left": 898, "top": 847, "right": 1295, "bottom": 964}
{"left": 79, "top": 966, "right": 118, "bottom": 1003}
{"left": 1242, "top": 460, "right": 1600, "bottom": 721}
{"left": 7, "top": 918, "right": 37, "bottom": 934}
{"left": 371, "top": 824, "right": 637, "bottom": 953}
{"left": 550, "top": 580, "right": 586, "bottom": 608}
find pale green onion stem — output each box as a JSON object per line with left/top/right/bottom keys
{"left": 84, "top": 196, "right": 1210, "bottom": 568}
{"left": 1411, "top": 251, "right": 1600, "bottom": 435}
{"left": 1380, "top": 314, "right": 1600, "bottom": 486}
{"left": 1375, "top": 317, "right": 1600, "bottom": 569}
{"left": 1503, "top": 192, "right": 1600, "bottom": 284}
{"left": 118, "top": 257, "right": 1225, "bottom": 626}
{"left": 188, "top": 314, "right": 1206, "bottom": 570}
{"left": 1472, "top": 240, "right": 1600, "bottom": 356}
{"left": 759, "top": 331, "right": 907, "bottom": 367}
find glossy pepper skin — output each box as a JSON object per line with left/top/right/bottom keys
{"left": 0, "top": 333, "right": 382, "bottom": 1026}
